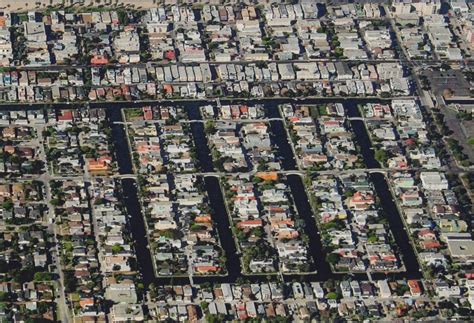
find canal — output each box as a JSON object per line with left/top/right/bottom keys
{"left": 187, "top": 104, "right": 244, "bottom": 282}
{"left": 287, "top": 175, "right": 332, "bottom": 280}
{"left": 107, "top": 107, "right": 156, "bottom": 287}
{"left": 204, "top": 177, "right": 242, "bottom": 282}
{"left": 268, "top": 119, "right": 297, "bottom": 171}
{"left": 44, "top": 99, "right": 419, "bottom": 285}
{"left": 345, "top": 103, "right": 421, "bottom": 279}
{"left": 187, "top": 103, "right": 214, "bottom": 172}
{"left": 264, "top": 103, "right": 297, "bottom": 171}
{"left": 265, "top": 102, "right": 335, "bottom": 280}
{"left": 164, "top": 100, "right": 422, "bottom": 283}
{"left": 346, "top": 102, "right": 380, "bottom": 169}
{"left": 370, "top": 173, "right": 422, "bottom": 279}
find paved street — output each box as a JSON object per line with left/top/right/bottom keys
{"left": 36, "top": 124, "right": 70, "bottom": 323}
{"left": 0, "top": 2, "right": 472, "bottom": 322}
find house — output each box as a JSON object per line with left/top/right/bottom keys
{"left": 221, "top": 284, "right": 233, "bottom": 302}
{"left": 111, "top": 303, "right": 144, "bottom": 322}
{"left": 106, "top": 280, "right": 138, "bottom": 303}
{"left": 237, "top": 219, "right": 263, "bottom": 229}
{"left": 420, "top": 172, "right": 449, "bottom": 190}
{"left": 187, "top": 305, "right": 198, "bottom": 322}
{"left": 446, "top": 235, "right": 474, "bottom": 261}
{"left": 194, "top": 265, "right": 219, "bottom": 274}
{"left": 447, "top": 47, "right": 462, "bottom": 60}
{"left": 434, "top": 280, "right": 461, "bottom": 298}
{"left": 0, "top": 185, "right": 10, "bottom": 198}
{"left": 91, "top": 55, "right": 109, "bottom": 65}
{"left": 335, "top": 62, "right": 353, "bottom": 80}
{"left": 378, "top": 280, "right": 391, "bottom": 298}
{"left": 340, "top": 281, "right": 352, "bottom": 298}
{"left": 255, "top": 172, "right": 278, "bottom": 181}
{"left": 278, "top": 64, "right": 295, "bottom": 80}
{"left": 57, "top": 110, "right": 73, "bottom": 123}
{"left": 360, "top": 282, "right": 374, "bottom": 296}
{"left": 408, "top": 280, "right": 422, "bottom": 296}
{"left": 88, "top": 157, "right": 112, "bottom": 172}
{"left": 292, "top": 283, "right": 305, "bottom": 299}
{"left": 466, "top": 280, "right": 474, "bottom": 310}
{"left": 348, "top": 191, "right": 375, "bottom": 210}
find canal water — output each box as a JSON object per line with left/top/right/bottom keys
{"left": 345, "top": 103, "right": 421, "bottom": 279}
{"left": 370, "top": 173, "right": 422, "bottom": 279}
{"left": 0, "top": 101, "right": 422, "bottom": 289}
{"left": 107, "top": 107, "right": 156, "bottom": 287}
{"left": 287, "top": 175, "right": 332, "bottom": 279}
{"left": 269, "top": 120, "right": 297, "bottom": 171}
{"left": 187, "top": 104, "right": 246, "bottom": 281}
{"left": 187, "top": 103, "right": 214, "bottom": 172}
{"left": 346, "top": 102, "right": 380, "bottom": 169}
{"left": 264, "top": 103, "right": 297, "bottom": 170}
{"left": 104, "top": 100, "right": 419, "bottom": 285}
{"left": 204, "top": 177, "right": 241, "bottom": 282}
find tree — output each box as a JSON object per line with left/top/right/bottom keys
{"left": 208, "top": 42, "right": 219, "bottom": 50}
{"left": 14, "top": 268, "right": 34, "bottom": 284}
{"left": 0, "top": 292, "right": 9, "bottom": 302}
{"left": 136, "top": 282, "right": 145, "bottom": 292}
{"left": 326, "top": 253, "right": 340, "bottom": 265}
{"left": 368, "top": 234, "right": 378, "bottom": 244}
{"left": 334, "top": 47, "right": 344, "bottom": 57}
{"left": 200, "top": 301, "right": 209, "bottom": 312}
{"left": 148, "top": 283, "right": 157, "bottom": 299}
{"left": 2, "top": 199, "right": 13, "bottom": 211}
{"left": 34, "top": 272, "right": 53, "bottom": 281}
{"left": 374, "top": 149, "right": 389, "bottom": 166}
{"left": 36, "top": 301, "right": 50, "bottom": 314}
{"left": 440, "top": 63, "right": 451, "bottom": 71}
{"left": 327, "top": 292, "right": 339, "bottom": 300}
{"left": 323, "top": 278, "right": 335, "bottom": 291}
{"left": 50, "top": 198, "right": 64, "bottom": 207}
{"left": 31, "top": 160, "right": 44, "bottom": 173}
{"left": 63, "top": 271, "right": 77, "bottom": 293}
{"left": 206, "top": 314, "right": 226, "bottom": 323}
{"left": 395, "top": 284, "right": 409, "bottom": 296}
{"left": 94, "top": 198, "right": 106, "bottom": 205}
{"left": 204, "top": 120, "right": 216, "bottom": 134}
{"left": 112, "top": 244, "right": 124, "bottom": 254}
